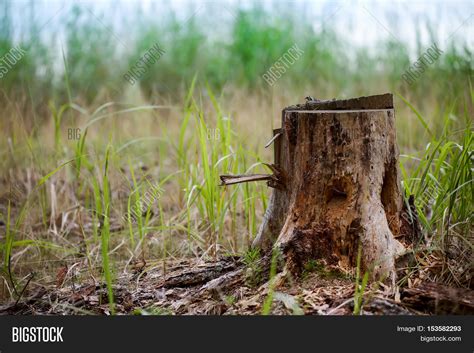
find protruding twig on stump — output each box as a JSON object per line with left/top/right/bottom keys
{"left": 219, "top": 163, "right": 284, "bottom": 189}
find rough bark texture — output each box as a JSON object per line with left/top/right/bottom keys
{"left": 253, "top": 94, "right": 405, "bottom": 283}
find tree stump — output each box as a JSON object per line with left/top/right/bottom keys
{"left": 253, "top": 94, "right": 406, "bottom": 283}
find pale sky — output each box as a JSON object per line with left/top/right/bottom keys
{"left": 5, "top": 0, "right": 473, "bottom": 55}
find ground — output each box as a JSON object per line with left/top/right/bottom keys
{"left": 1, "top": 256, "right": 472, "bottom": 315}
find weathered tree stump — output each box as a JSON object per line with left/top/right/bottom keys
{"left": 251, "top": 94, "right": 406, "bottom": 283}
{"left": 219, "top": 94, "right": 408, "bottom": 283}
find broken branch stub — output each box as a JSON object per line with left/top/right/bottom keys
{"left": 219, "top": 163, "right": 284, "bottom": 189}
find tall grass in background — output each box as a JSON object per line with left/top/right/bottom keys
{"left": 62, "top": 5, "right": 123, "bottom": 103}
{"left": 0, "top": 1, "right": 471, "bottom": 114}
{"left": 100, "top": 145, "right": 115, "bottom": 314}
{"left": 399, "top": 93, "right": 473, "bottom": 286}
{"left": 400, "top": 94, "right": 472, "bottom": 238}
{"left": 182, "top": 84, "right": 268, "bottom": 254}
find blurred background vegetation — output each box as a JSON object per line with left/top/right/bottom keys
{"left": 0, "top": 1, "right": 472, "bottom": 112}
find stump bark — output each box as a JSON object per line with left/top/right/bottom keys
{"left": 253, "top": 94, "right": 406, "bottom": 282}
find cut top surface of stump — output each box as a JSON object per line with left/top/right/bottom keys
{"left": 285, "top": 93, "right": 394, "bottom": 112}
